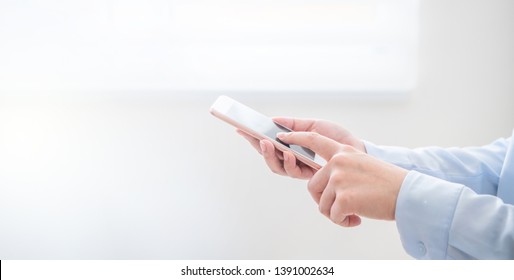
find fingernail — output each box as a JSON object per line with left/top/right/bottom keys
{"left": 260, "top": 141, "right": 267, "bottom": 153}
{"left": 276, "top": 132, "right": 289, "bottom": 139}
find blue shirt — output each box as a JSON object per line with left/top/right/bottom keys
{"left": 365, "top": 130, "right": 514, "bottom": 259}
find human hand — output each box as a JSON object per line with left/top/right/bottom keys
{"left": 276, "top": 131, "right": 407, "bottom": 227}
{"left": 238, "top": 117, "right": 366, "bottom": 179}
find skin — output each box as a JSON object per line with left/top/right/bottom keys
{"left": 238, "top": 117, "right": 408, "bottom": 227}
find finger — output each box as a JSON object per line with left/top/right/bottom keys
{"left": 318, "top": 188, "right": 336, "bottom": 218}
{"left": 283, "top": 151, "right": 315, "bottom": 179}
{"left": 271, "top": 117, "right": 295, "bottom": 130}
{"left": 277, "top": 131, "right": 340, "bottom": 160}
{"left": 260, "top": 140, "right": 286, "bottom": 175}
{"left": 330, "top": 196, "right": 361, "bottom": 227}
{"left": 282, "top": 151, "right": 302, "bottom": 178}
{"left": 272, "top": 117, "right": 317, "bottom": 132}
{"left": 237, "top": 129, "right": 262, "bottom": 154}
{"left": 275, "top": 148, "right": 284, "bottom": 161}
{"left": 339, "top": 215, "right": 362, "bottom": 227}
{"left": 307, "top": 166, "right": 330, "bottom": 204}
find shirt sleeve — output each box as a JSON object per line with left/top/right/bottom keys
{"left": 396, "top": 171, "right": 514, "bottom": 259}
{"left": 364, "top": 138, "right": 509, "bottom": 195}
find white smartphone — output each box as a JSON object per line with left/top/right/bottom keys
{"left": 210, "top": 95, "right": 326, "bottom": 170}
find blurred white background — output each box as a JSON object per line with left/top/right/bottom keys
{"left": 0, "top": 0, "right": 418, "bottom": 92}
{"left": 1, "top": 0, "right": 514, "bottom": 259}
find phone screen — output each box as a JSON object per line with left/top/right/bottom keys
{"left": 225, "top": 102, "right": 316, "bottom": 161}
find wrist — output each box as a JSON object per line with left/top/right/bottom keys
{"left": 390, "top": 168, "right": 408, "bottom": 220}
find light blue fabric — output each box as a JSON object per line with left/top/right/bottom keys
{"left": 364, "top": 130, "right": 514, "bottom": 259}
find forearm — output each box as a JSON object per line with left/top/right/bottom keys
{"left": 396, "top": 171, "right": 514, "bottom": 259}
{"left": 364, "top": 138, "right": 509, "bottom": 194}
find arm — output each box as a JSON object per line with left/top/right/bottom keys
{"left": 365, "top": 138, "right": 510, "bottom": 195}
{"left": 278, "top": 131, "right": 514, "bottom": 259}
{"left": 240, "top": 119, "right": 514, "bottom": 258}
{"left": 397, "top": 171, "right": 514, "bottom": 259}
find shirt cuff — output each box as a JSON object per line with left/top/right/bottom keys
{"left": 395, "top": 170, "right": 464, "bottom": 259}
{"left": 363, "top": 140, "right": 414, "bottom": 169}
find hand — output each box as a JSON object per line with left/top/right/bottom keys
{"left": 238, "top": 117, "right": 366, "bottom": 179}
{"left": 277, "top": 131, "right": 408, "bottom": 227}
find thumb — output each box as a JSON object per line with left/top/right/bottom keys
{"left": 272, "top": 117, "right": 317, "bottom": 132}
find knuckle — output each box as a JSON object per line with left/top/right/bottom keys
{"left": 329, "top": 212, "right": 341, "bottom": 225}
{"left": 268, "top": 165, "right": 281, "bottom": 174}
{"left": 307, "top": 179, "right": 319, "bottom": 194}
{"left": 307, "top": 180, "right": 320, "bottom": 194}
{"left": 272, "top": 169, "right": 283, "bottom": 175}
{"left": 341, "top": 144, "right": 355, "bottom": 153}
{"left": 336, "top": 217, "right": 350, "bottom": 227}
{"left": 319, "top": 204, "right": 330, "bottom": 217}
{"left": 329, "top": 171, "right": 346, "bottom": 186}
{"left": 330, "top": 153, "right": 347, "bottom": 167}
{"left": 287, "top": 170, "right": 299, "bottom": 179}
{"left": 336, "top": 191, "right": 353, "bottom": 208}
